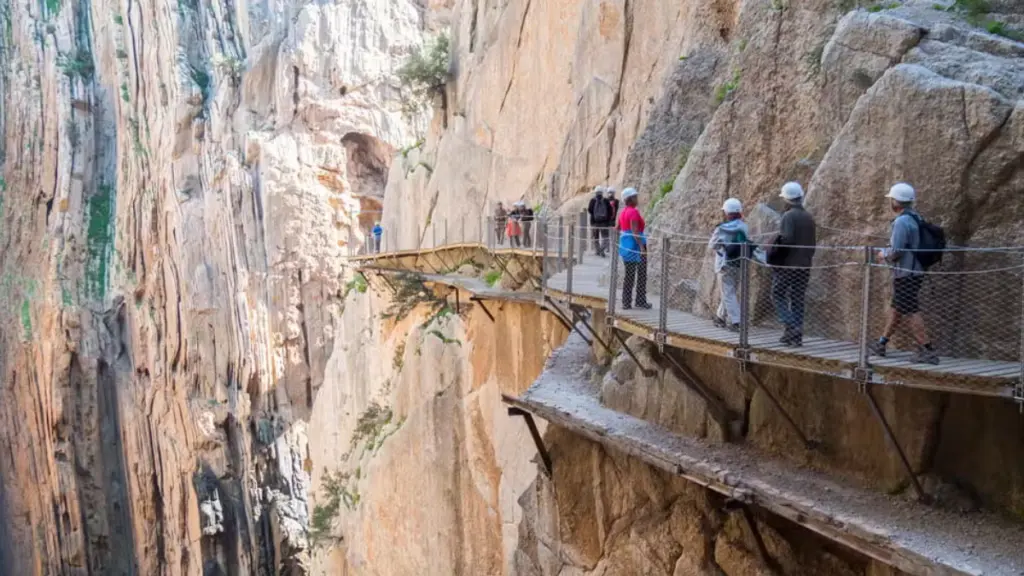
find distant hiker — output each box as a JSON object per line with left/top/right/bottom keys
{"left": 869, "top": 183, "right": 939, "bottom": 365}
{"left": 372, "top": 221, "right": 384, "bottom": 253}
{"left": 607, "top": 187, "right": 620, "bottom": 222}
{"left": 519, "top": 201, "right": 535, "bottom": 247}
{"left": 618, "top": 188, "right": 651, "bottom": 309}
{"left": 768, "top": 182, "right": 817, "bottom": 346}
{"left": 494, "top": 202, "right": 508, "bottom": 245}
{"left": 606, "top": 187, "right": 620, "bottom": 253}
{"left": 709, "top": 198, "right": 749, "bottom": 331}
{"left": 588, "top": 186, "right": 612, "bottom": 257}
{"left": 507, "top": 204, "right": 523, "bottom": 248}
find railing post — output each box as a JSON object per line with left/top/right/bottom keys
{"left": 557, "top": 216, "right": 565, "bottom": 273}
{"left": 608, "top": 230, "right": 620, "bottom": 319}
{"left": 462, "top": 218, "right": 466, "bottom": 245}
{"left": 659, "top": 237, "right": 670, "bottom": 351}
{"left": 739, "top": 244, "right": 751, "bottom": 350}
{"left": 542, "top": 220, "right": 550, "bottom": 295}
{"left": 859, "top": 246, "right": 874, "bottom": 372}
{"left": 445, "top": 218, "right": 449, "bottom": 247}
{"left": 567, "top": 224, "right": 576, "bottom": 306}
{"left": 432, "top": 220, "right": 437, "bottom": 249}
{"left": 1018, "top": 252, "right": 1024, "bottom": 410}
{"left": 578, "top": 211, "right": 587, "bottom": 261}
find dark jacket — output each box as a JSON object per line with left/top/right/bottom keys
{"left": 608, "top": 198, "right": 620, "bottom": 222}
{"left": 521, "top": 208, "right": 535, "bottom": 222}
{"left": 769, "top": 204, "right": 816, "bottom": 267}
{"left": 587, "top": 196, "right": 612, "bottom": 225}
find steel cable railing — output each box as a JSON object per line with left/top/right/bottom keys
{"left": 354, "top": 209, "right": 1024, "bottom": 397}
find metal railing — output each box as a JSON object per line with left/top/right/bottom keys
{"left": 351, "top": 210, "right": 1024, "bottom": 397}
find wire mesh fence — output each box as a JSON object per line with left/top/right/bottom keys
{"left": 354, "top": 206, "right": 1024, "bottom": 378}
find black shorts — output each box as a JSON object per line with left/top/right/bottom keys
{"left": 891, "top": 275, "right": 924, "bottom": 315}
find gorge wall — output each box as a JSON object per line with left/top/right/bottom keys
{"left": 1, "top": 0, "right": 1023, "bottom": 574}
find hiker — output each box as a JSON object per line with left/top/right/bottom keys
{"left": 606, "top": 187, "right": 620, "bottom": 254}
{"left": 372, "top": 221, "right": 384, "bottom": 253}
{"left": 494, "top": 202, "right": 508, "bottom": 245}
{"left": 767, "top": 182, "right": 817, "bottom": 346}
{"left": 507, "top": 203, "right": 523, "bottom": 248}
{"left": 519, "top": 201, "right": 535, "bottom": 247}
{"left": 709, "top": 198, "right": 749, "bottom": 331}
{"left": 869, "top": 183, "right": 939, "bottom": 365}
{"left": 588, "top": 186, "right": 612, "bottom": 257}
{"left": 618, "top": 188, "right": 651, "bottom": 309}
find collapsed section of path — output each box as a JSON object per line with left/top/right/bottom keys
{"left": 506, "top": 333, "right": 1024, "bottom": 576}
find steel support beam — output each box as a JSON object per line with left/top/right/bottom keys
{"left": 609, "top": 326, "right": 657, "bottom": 378}
{"left": 658, "top": 350, "right": 738, "bottom": 440}
{"left": 569, "top": 307, "right": 614, "bottom": 358}
{"left": 863, "top": 383, "right": 928, "bottom": 502}
{"left": 544, "top": 296, "right": 592, "bottom": 347}
{"left": 473, "top": 298, "right": 496, "bottom": 323}
{"left": 744, "top": 367, "right": 817, "bottom": 451}
{"left": 508, "top": 407, "right": 553, "bottom": 476}
{"left": 741, "top": 506, "right": 779, "bottom": 575}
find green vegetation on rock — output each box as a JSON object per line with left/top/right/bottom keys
{"left": 86, "top": 186, "right": 114, "bottom": 299}
{"left": 57, "top": 49, "right": 94, "bottom": 79}
{"left": 397, "top": 34, "right": 450, "bottom": 98}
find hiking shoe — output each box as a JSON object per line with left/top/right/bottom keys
{"left": 910, "top": 348, "right": 940, "bottom": 365}
{"left": 713, "top": 317, "right": 727, "bottom": 328}
{"left": 868, "top": 340, "right": 887, "bottom": 357}
{"left": 779, "top": 333, "right": 802, "bottom": 347}
{"left": 621, "top": 303, "right": 632, "bottom": 310}
{"left": 727, "top": 323, "right": 740, "bottom": 333}
{"left": 635, "top": 302, "right": 653, "bottom": 310}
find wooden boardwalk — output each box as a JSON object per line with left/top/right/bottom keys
{"left": 546, "top": 258, "right": 1021, "bottom": 398}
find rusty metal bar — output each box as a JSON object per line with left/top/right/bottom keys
{"left": 864, "top": 383, "right": 927, "bottom": 502}
{"left": 507, "top": 407, "right": 553, "bottom": 476}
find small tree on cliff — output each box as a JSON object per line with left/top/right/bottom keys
{"left": 397, "top": 34, "right": 451, "bottom": 127}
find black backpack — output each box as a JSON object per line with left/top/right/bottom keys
{"left": 592, "top": 198, "right": 610, "bottom": 223}
{"left": 910, "top": 214, "right": 946, "bottom": 269}
{"left": 722, "top": 228, "right": 749, "bottom": 263}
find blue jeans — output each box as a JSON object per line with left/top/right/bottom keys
{"left": 772, "top": 268, "right": 809, "bottom": 334}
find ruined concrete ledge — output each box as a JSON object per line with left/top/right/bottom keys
{"left": 505, "top": 333, "right": 1024, "bottom": 576}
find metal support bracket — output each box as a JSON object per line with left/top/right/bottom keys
{"left": 1015, "top": 380, "right": 1024, "bottom": 413}
{"left": 570, "top": 308, "right": 614, "bottom": 359}
{"left": 654, "top": 331, "right": 667, "bottom": 353}
{"left": 739, "top": 505, "right": 779, "bottom": 575}
{"left": 507, "top": 407, "right": 553, "bottom": 477}
{"left": 610, "top": 327, "right": 658, "bottom": 378}
{"left": 862, "top": 383, "right": 929, "bottom": 503}
{"left": 659, "top": 350, "right": 738, "bottom": 440}
{"left": 744, "top": 368, "right": 817, "bottom": 451}
{"left": 472, "top": 297, "right": 496, "bottom": 323}
{"left": 734, "top": 348, "right": 752, "bottom": 362}
{"left": 605, "top": 314, "right": 616, "bottom": 328}
{"left": 853, "top": 366, "right": 874, "bottom": 394}
{"left": 543, "top": 297, "right": 592, "bottom": 346}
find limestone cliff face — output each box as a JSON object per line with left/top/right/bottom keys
{"left": 0, "top": 0, "right": 441, "bottom": 572}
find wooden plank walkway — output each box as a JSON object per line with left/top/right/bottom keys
{"left": 546, "top": 259, "right": 1021, "bottom": 398}
{"left": 505, "top": 334, "right": 1024, "bottom": 576}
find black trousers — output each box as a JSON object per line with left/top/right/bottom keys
{"left": 592, "top": 226, "right": 609, "bottom": 255}
{"left": 622, "top": 256, "right": 649, "bottom": 307}
{"left": 771, "top": 268, "right": 810, "bottom": 334}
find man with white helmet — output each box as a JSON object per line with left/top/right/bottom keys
{"left": 768, "top": 182, "right": 817, "bottom": 346}
{"left": 605, "top": 187, "right": 620, "bottom": 254}
{"left": 869, "top": 183, "right": 938, "bottom": 364}
{"left": 519, "top": 201, "right": 535, "bottom": 247}
{"left": 709, "top": 198, "right": 749, "bottom": 331}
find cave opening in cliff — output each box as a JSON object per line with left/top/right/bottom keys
{"left": 342, "top": 132, "right": 393, "bottom": 201}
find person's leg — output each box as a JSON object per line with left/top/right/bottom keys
{"left": 622, "top": 261, "right": 637, "bottom": 308}
{"left": 722, "top": 267, "right": 741, "bottom": 326}
{"left": 636, "top": 255, "right": 651, "bottom": 307}
{"left": 600, "top": 227, "right": 610, "bottom": 256}
{"left": 871, "top": 277, "right": 904, "bottom": 356}
{"left": 791, "top": 269, "right": 810, "bottom": 339}
{"left": 592, "top": 226, "right": 602, "bottom": 256}
{"left": 523, "top": 222, "right": 532, "bottom": 247}
{"left": 772, "top": 269, "right": 791, "bottom": 328}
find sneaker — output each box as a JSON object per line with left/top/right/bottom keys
{"left": 713, "top": 317, "right": 727, "bottom": 328}
{"left": 910, "top": 348, "right": 939, "bottom": 365}
{"left": 622, "top": 303, "right": 632, "bottom": 310}
{"left": 635, "top": 302, "right": 653, "bottom": 310}
{"left": 780, "top": 329, "right": 803, "bottom": 347}
{"left": 727, "top": 323, "right": 740, "bottom": 333}
{"left": 868, "top": 340, "right": 887, "bottom": 357}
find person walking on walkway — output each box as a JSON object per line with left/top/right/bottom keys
{"left": 520, "top": 201, "right": 535, "bottom": 247}
{"left": 869, "top": 183, "right": 939, "bottom": 364}
{"left": 494, "top": 202, "right": 508, "bottom": 246}
{"left": 710, "top": 198, "right": 749, "bottom": 331}
{"left": 507, "top": 203, "right": 523, "bottom": 248}
{"left": 606, "top": 187, "right": 619, "bottom": 254}
{"left": 618, "top": 188, "right": 651, "bottom": 309}
{"left": 588, "top": 186, "right": 612, "bottom": 257}
{"left": 372, "top": 221, "right": 384, "bottom": 254}
{"left": 768, "top": 183, "right": 817, "bottom": 346}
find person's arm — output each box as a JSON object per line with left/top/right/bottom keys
{"left": 630, "top": 216, "right": 646, "bottom": 254}
{"left": 882, "top": 217, "right": 908, "bottom": 263}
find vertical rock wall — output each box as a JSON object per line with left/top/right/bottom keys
{"left": 0, "top": 0, "right": 442, "bottom": 572}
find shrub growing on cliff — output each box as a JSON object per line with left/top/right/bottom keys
{"left": 57, "top": 49, "right": 94, "bottom": 79}
{"left": 397, "top": 34, "right": 450, "bottom": 97}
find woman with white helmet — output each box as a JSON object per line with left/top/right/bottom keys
{"left": 709, "top": 198, "right": 749, "bottom": 331}
{"left": 617, "top": 188, "right": 651, "bottom": 309}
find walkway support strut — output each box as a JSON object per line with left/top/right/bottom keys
{"left": 507, "top": 407, "right": 553, "bottom": 476}
{"left": 863, "top": 383, "right": 928, "bottom": 502}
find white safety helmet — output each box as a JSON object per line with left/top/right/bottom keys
{"left": 594, "top": 186, "right": 605, "bottom": 195}
{"left": 607, "top": 187, "right": 617, "bottom": 197}
{"left": 780, "top": 182, "right": 804, "bottom": 201}
{"left": 722, "top": 198, "right": 743, "bottom": 214}
{"left": 622, "top": 187, "right": 638, "bottom": 200}
{"left": 885, "top": 183, "right": 916, "bottom": 203}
